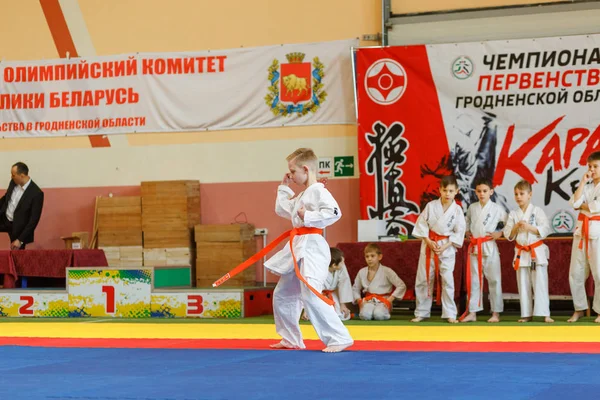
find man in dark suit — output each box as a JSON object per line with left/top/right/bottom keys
{"left": 0, "top": 162, "right": 44, "bottom": 250}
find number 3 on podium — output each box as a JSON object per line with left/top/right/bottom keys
{"left": 102, "top": 285, "right": 116, "bottom": 314}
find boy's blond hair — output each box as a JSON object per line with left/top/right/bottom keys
{"left": 514, "top": 179, "right": 532, "bottom": 192}
{"left": 287, "top": 148, "right": 318, "bottom": 171}
{"left": 364, "top": 243, "right": 382, "bottom": 255}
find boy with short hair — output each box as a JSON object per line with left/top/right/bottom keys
{"left": 411, "top": 175, "right": 466, "bottom": 323}
{"left": 460, "top": 177, "right": 507, "bottom": 323}
{"left": 503, "top": 180, "right": 553, "bottom": 323}
{"left": 568, "top": 151, "right": 600, "bottom": 323}
{"left": 352, "top": 243, "right": 406, "bottom": 320}
{"left": 265, "top": 148, "right": 354, "bottom": 352}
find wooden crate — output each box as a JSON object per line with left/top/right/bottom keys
{"left": 141, "top": 180, "right": 201, "bottom": 248}
{"left": 195, "top": 224, "right": 255, "bottom": 243}
{"left": 141, "top": 180, "right": 200, "bottom": 198}
{"left": 195, "top": 240, "right": 256, "bottom": 288}
{"left": 100, "top": 246, "right": 143, "bottom": 267}
{"left": 143, "top": 229, "right": 191, "bottom": 249}
{"left": 96, "top": 196, "right": 143, "bottom": 248}
{"left": 143, "top": 247, "right": 192, "bottom": 267}
{"left": 98, "top": 230, "right": 142, "bottom": 246}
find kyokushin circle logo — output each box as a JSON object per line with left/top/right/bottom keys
{"left": 364, "top": 59, "right": 407, "bottom": 105}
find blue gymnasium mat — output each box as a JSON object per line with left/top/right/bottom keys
{"left": 0, "top": 347, "right": 598, "bottom": 400}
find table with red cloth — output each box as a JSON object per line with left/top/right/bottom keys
{"left": 337, "top": 238, "right": 594, "bottom": 301}
{"left": 0, "top": 250, "right": 108, "bottom": 288}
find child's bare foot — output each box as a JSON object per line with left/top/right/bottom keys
{"left": 487, "top": 312, "right": 500, "bottom": 323}
{"left": 518, "top": 317, "right": 532, "bottom": 323}
{"left": 545, "top": 316, "right": 554, "bottom": 323}
{"left": 460, "top": 312, "right": 477, "bottom": 323}
{"left": 595, "top": 315, "right": 600, "bottom": 324}
{"left": 411, "top": 317, "right": 427, "bottom": 322}
{"left": 567, "top": 311, "right": 584, "bottom": 323}
{"left": 322, "top": 342, "right": 353, "bottom": 353}
{"left": 270, "top": 342, "right": 298, "bottom": 349}
{"left": 447, "top": 318, "right": 458, "bottom": 324}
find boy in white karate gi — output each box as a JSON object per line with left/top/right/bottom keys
{"left": 461, "top": 177, "right": 507, "bottom": 323}
{"left": 302, "top": 247, "right": 353, "bottom": 321}
{"left": 352, "top": 243, "right": 406, "bottom": 320}
{"left": 412, "top": 175, "right": 466, "bottom": 324}
{"left": 503, "top": 180, "right": 553, "bottom": 323}
{"left": 265, "top": 148, "right": 354, "bottom": 352}
{"left": 568, "top": 151, "right": 600, "bottom": 323}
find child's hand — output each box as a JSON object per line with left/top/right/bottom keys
{"left": 434, "top": 242, "right": 450, "bottom": 254}
{"left": 425, "top": 238, "right": 438, "bottom": 252}
{"left": 488, "top": 231, "right": 502, "bottom": 240}
{"left": 341, "top": 304, "right": 351, "bottom": 318}
{"left": 301, "top": 310, "right": 309, "bottom": 321}
{"left": 465, "top": 231, "right": 472, "bottom": 241}
{"left": 318, "top": 177, "right": 328, "bottom": 186}
{"left": 282, "top": 173, "right": 293, "bottom": 186}
{"left": 579, "top": 203, "right": 590, "bottom": 212}
{"left": 583, "top": 170, "right": 593, "bottom": 183}
{"left": 297, "top": 206, "right": 306, "bottom": 220}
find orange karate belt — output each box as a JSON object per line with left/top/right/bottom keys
{"left": 514, "top": 241, "right": 544, "bottom": 271}
{"left": 578, "top": 214, "right": 600, "bottom": 259}
{"left": 212, "top": 227, "right": 334, "bottom": 306}
{"left": 459, "top": 236, "right": 494, "bottom": 321}
{"left": 426, "top": 231, "right": 449, "bottom": 306}
{"left": 358, "top": 292, "right": 393, "bottom": 311}
{"left": 322, "top": 289, "right": 335, "bottom": 304}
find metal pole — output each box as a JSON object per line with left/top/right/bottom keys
{"left": 382, "top": 0, "right": 391, "bottom": 46}
{"left": 350, "top": 47, "right": 359, "bottom": 120}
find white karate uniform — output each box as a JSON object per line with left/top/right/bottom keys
{"left": 465, "top": 201, "right": 507, "bottom": 313}
{"left": 569, "top": 182, "right": 600, "bottom": 314}
{"left": 352, "top": 265, "right": 406, "bottom": 320}
{"left": 413, "top": 199, "right": 466, "bottom": 319}
{"left": 322, "top": 263, "right": 354, "bottom": 321}
{"left": 264, "top": 183, "right": 353, "bottom": 349}
{"left": 503, "top": 204, "right": 551, "bottom": 318}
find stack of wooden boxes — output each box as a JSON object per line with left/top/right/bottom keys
{"left": 96, "top": 196, "right": 143, "bottom": 267}
{"left": 195, "top": 223, "right": 256, "bottom": 288}
{"left": 141, "top": 180, "right": 201, "bottom": 268}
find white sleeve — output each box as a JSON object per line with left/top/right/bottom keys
{"left": 449, "top": 209, "right": 466, "bottom": 248}
{"left": 352, "top": 271, "right": 363, "bottom": 303}
{"left": 336, "top": 266, "right": 354, "bottom": 304}
{"left": 503, "top": 212, "right": 517, "bottom": 241}
{"left": 386, "top": 268, "right": 407, "bottom": 300}
{"left": 535, "top": 208, "right": 551, "bottom": 239}
{"left": 275, "top": 185, "right": 296, "bottom": 219}
{"left": 569, "top": 188, "right": 585, "bottom": 209}
{"left": 412, "top": 203, "right": 430, "bottom": 239}
{"left": 303, "top": 189, "right": 342, "bottom": 229}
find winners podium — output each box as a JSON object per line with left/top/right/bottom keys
{"left": 0, "top": 267, "right": 273, "bottom": 318}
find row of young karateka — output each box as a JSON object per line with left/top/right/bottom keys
{"left": 314, "top": 156, "right": 600, "bottom": 324}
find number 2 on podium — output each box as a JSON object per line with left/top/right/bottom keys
{"left": 19, "top": 296, "right": 34, "bottom": 315}
{"left": 102, "top": 285, "right": 116, "bottom": 314}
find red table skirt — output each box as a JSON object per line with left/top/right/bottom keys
{"left": 337, "top": 238, "right": 593, "bottom": 299}
{"left": 0, "top": 249, "right": 108, "bottom": 288}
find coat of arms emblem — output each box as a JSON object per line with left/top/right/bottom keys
{"left": 265, "top": 52, "right": 327, "bottom": 116}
